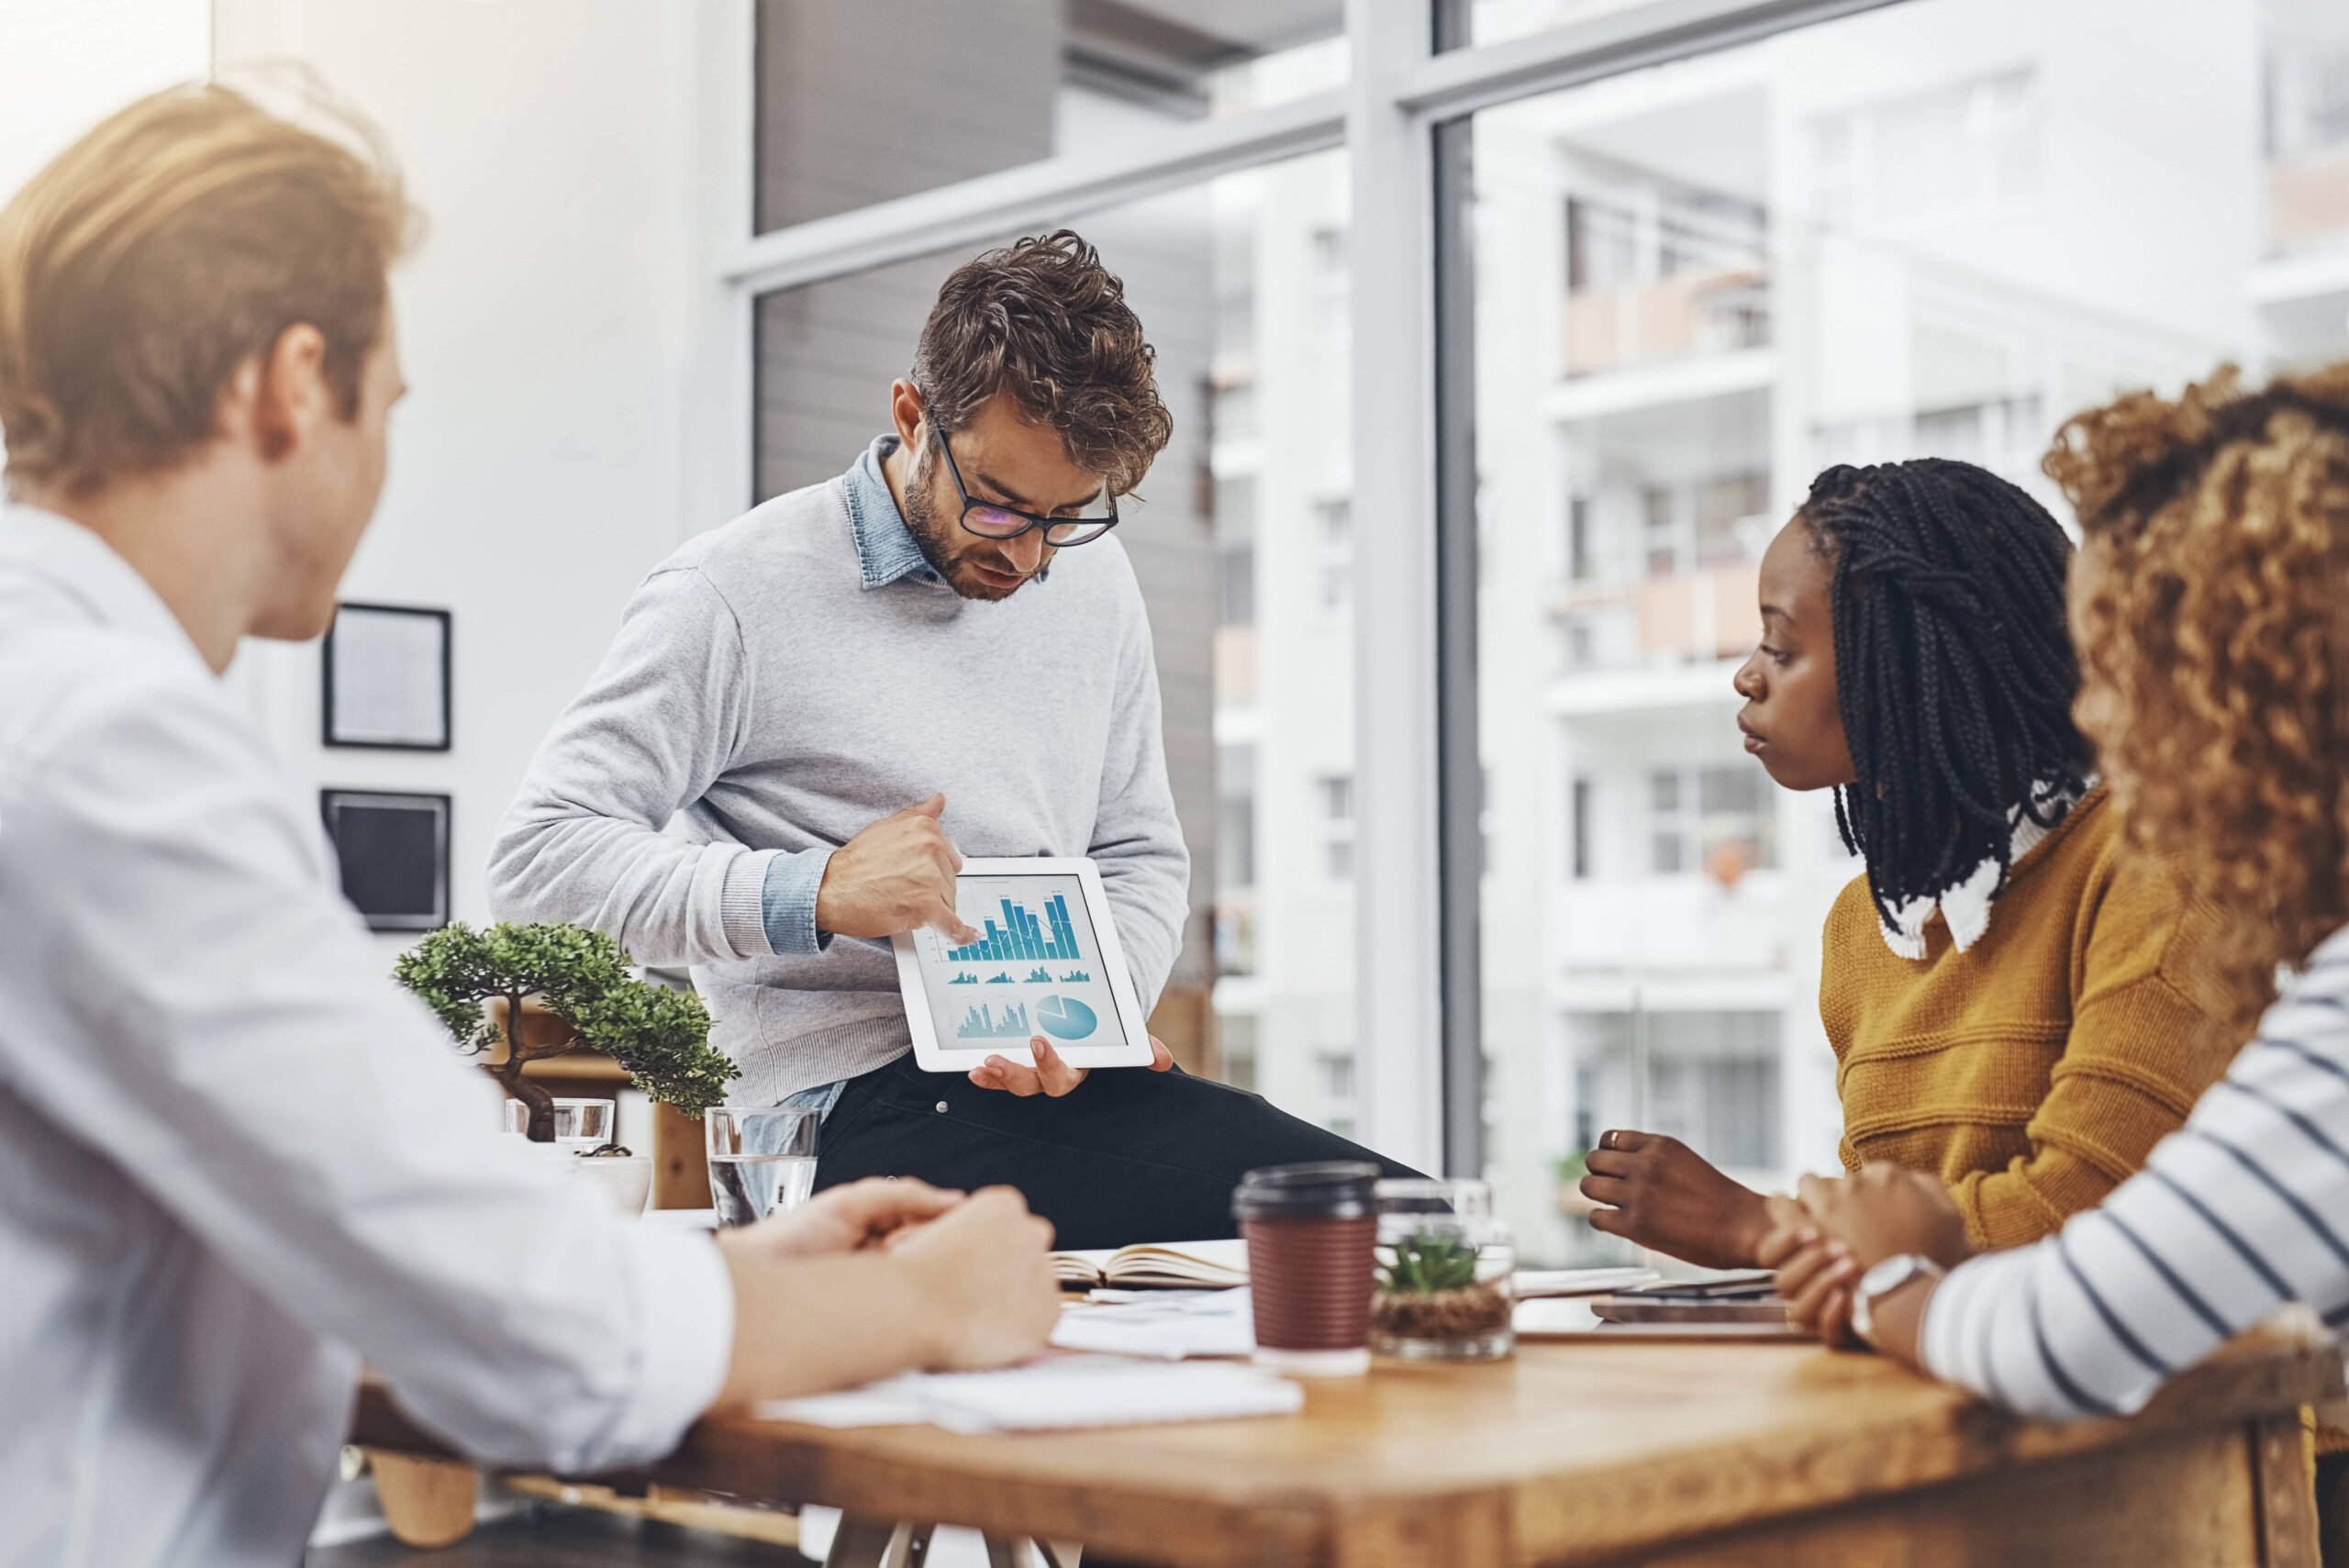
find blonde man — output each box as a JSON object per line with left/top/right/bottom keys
{"left": 0, "top": 84, "right": 1059, "bottom": 1568}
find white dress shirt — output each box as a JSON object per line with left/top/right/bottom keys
{"left": 0, "top": 508, "right": 733, "bottom": 1568}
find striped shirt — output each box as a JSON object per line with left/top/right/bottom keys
{"left": 1920, "top": 922, "right": 2349, "bottom": 1419}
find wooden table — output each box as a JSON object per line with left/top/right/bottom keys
{"left": 353, "top": 1325, "right": 2340, "bottom": 1567}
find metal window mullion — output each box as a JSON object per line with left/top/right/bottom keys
{"left": 1347, "top": 0, "right": 1443, "bottom": 1173}
{"left": 1395, "top": 0, "right": 1903, "bottom": 121}
{"left": 718, "top": 0, "right": 1909, "bottom": 304}
{"left": 1431, "top": 98, "right": 1483, "bottom": 1177}
{"left": 721, "top": 89, "right": 1346, "bottom": 295}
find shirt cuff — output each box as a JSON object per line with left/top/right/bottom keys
{"left": 760, "top": 848, "right": 836, "bottom": 956}
{"left": 600, "top": 1225, "right": 735, "bottom": 1464}
{"left": 720, "top": 848, "right": 781, "bottom": 956}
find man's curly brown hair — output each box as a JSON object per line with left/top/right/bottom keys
{"left": 910, "top": 229, "right": 1171, "bottom": 498}
{"left": 2044, "top": 362, "right": 2349, "bottom": 1030}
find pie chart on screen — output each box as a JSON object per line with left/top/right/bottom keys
{"left": 1035, "top": 995, "right": 1098, "bottom": 1040}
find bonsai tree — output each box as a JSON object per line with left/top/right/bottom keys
{"left": 395, "top": 921, "right": 739, "bottom": 1142}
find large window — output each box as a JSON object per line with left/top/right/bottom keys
{"left": 738, "top": 0, "right": 2326, "bottom": 1251}
{"left": 749, "top": 141, "right": 1358, "bottom": 1129}
{"left": 1466, "top": 0, "right": 2302, "bottom": 1262}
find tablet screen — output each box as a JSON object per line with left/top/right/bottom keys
{"left": 905, "top": 873, "right": 1134, "bottom": 1052}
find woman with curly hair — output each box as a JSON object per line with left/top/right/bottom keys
{"left": 1582, "top": 457, "right": 2231, "bottom": 1270}
{"left": 1764, "top": 363, "right": 2349, "bottom": 1413}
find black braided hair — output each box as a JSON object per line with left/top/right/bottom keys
{"left": 1800, "top": 458, "right": 2094, "bottom": 933}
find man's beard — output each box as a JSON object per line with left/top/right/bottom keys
{"left": 902, "top": 447, "right": 1027, "bottom": 603}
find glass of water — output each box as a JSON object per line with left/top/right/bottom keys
{"left": 704, "top": 1105, "right": 819, "bottom": 1227}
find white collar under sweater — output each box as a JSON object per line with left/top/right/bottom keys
{"left": 1875, "top": 778, "right": 2094, "bottom": 961}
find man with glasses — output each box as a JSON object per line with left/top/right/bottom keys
{"left": 492, "top": 232, "right": 1410, "bottom": 1247}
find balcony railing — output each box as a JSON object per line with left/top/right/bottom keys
{"left": 1555, "top": 873, "right": 1789, "bottom": 975}
{"left": 1553, "top": 562, "right": 1762, "bottom": 673}
{"left": 1562, "top": 265, "right": 1770, "bottom": 378}
{"left": 1214, "top": 896, "right": 1256, "bottom": 977}
{"left": 1213, "top": 624, "right": 1258, "bottom": 706}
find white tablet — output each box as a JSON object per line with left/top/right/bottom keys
{"left": 892, "top": 857, "right": 1157, "bottom": 1073}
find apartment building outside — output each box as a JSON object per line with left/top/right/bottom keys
{"left": 1213, "top": 0, "right": 2333, "bottom": 1263}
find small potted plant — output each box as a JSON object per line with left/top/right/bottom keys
{"left": 395, "top": 922, "right": 739, "bottom": 1214}
{"left": 1372, "top": 1179, "right": 1517, "bottom": 1362}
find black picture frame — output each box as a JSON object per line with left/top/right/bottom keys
{"left": 319, "top": 789, "right": 451, "bottom": 933}
{"left": 322, "top": 603, "right": 452, "bottom": 751}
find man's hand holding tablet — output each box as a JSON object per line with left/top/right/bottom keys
{"left": 971, "top": 1032, "right": 1176, "bottom": 1097}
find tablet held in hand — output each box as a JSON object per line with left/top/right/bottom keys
{"left": 892, "top": 857, "right": 1157, "bottom": 1073}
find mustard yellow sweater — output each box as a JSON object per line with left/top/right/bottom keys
{"left": 1822, "top": 787, "right": 2232, "bottom": 1251}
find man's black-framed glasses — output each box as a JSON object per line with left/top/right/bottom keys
{"left": 928, "top": 418, "right": 1119, "bottom": 548}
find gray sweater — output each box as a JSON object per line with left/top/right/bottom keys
{"left": 487, "top": 439, "right": 1190, "bottom": 1102}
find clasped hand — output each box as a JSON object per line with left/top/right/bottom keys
{"left": 1754, "top": 1164, "right": 1973, "bottom": 1349}
{"left": 717, "top": 1177, "right": 1063, "bottom": 1375}
{"left": 721, "top": 1173, "right": 967, "bottom": 1259}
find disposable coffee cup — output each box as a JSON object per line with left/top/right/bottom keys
{"left": 1233, "top": 1161, "right": 1381, "bottom": 1376}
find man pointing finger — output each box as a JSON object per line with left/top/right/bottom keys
{"left": 815, "top": 793, "right": 980, "bottom": 948}
{"left": 491, "top": 231, "right": 1418, "bottom": 1248}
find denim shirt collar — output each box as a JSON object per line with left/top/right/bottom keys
{"left": 843, "top": 434, "right": 943, "bottom": 591}
{"left": 841, "top": 431, "right": 1053, "bottom": 592}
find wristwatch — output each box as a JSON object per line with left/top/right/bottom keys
{"left": 1850, "top": 1253, "right": 1944, "bottom": 1346}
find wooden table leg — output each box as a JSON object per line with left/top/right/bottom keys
{"left": 2254, "top": 1412, "right": 2322, "bottom": 1568}
{"left": 366, "top": 1450, "right": 478, "bottom": 1549}
{"left": 825, "top": 1517, "right": 933, "bottom": 1568}
{"left": 983, "top": 1538, "right": 1084, "bottom": 1567}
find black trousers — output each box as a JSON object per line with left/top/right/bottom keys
{"left": 811, "top": 1053, "right": 1423, "bottom": 1251}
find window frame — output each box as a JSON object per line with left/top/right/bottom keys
{"left": 709, "top": 0, "right": 1913, "bottom": 1177}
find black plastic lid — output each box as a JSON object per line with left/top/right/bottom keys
{"left": 1231, "top": 1161, "right": 1383, "bottom": 1222}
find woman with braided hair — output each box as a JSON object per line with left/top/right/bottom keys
{"left": 1578, "top": 457, "right": 2231, "bottom": 1273}
{"left": 1760, "top": 363, "right": 2349, "bottom": 1422}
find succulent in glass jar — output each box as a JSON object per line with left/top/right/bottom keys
{"left": 1374, "top": 1228, "right": 1514, "bottom": 1346}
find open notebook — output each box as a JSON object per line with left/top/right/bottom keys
{"left": 1051, "top": 1238, "right": 1250, "bottom": 1290}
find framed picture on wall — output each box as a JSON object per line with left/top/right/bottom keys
{"left": 320, "top": 790, "right": 451, "bottom": 933}
{"left": 323, "top": 603, "right": 451, "bottom": 751}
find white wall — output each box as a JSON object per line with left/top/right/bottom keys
{"left": 0, "top": 0, "right": 210, "bottom": 202}
{"left": 2, "top": 6, "right": 740, "bottom": 966}
{"left": 212, "top": 0, "right": 740, "bottom": 961}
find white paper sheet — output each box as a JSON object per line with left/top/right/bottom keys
{"left": 752, "top": 1353, "right": 1301, "bottom": 1433}
{"left": 1050, "top": 1289, "right": 1255, "bottom": 1360}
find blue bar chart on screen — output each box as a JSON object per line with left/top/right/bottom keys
{"left": 944, "top": 892, "right": 1086, "bottom": 965}
{"left": 905, "top": 868, "right": 1137, "bottom": 1058}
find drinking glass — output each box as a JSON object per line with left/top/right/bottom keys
{"left": 705, "top": 1106, "right": 820, "bottom": 1227}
